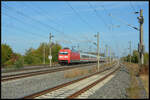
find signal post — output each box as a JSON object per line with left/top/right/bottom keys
{"left": 137, "top": 9, "right": 144, "bottom": 75}
{"left": 95, "top": 32, "right": 100, "bottom": 72}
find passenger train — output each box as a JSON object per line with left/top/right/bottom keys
{"left": 58, "top": 48, "right": 106, "bottom": 65}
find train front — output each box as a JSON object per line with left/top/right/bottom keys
{"left": 58, "top": 48, "right": 71, "bottom": 65}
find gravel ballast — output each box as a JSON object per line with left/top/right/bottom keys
{"left": 1, "top": 64, "right": 97, "bottom": 99}
{"left": 2, "top": 63, "right": 147, "bottom": 99}
{"left": 1, "top": 63, "right": 96, "bottom": 76}
{"left": 88, "top": 64, "right": 147, "bottom": 99}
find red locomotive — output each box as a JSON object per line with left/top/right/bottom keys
{"left": 58, "top": 48, "right": 98, "bottom": 65}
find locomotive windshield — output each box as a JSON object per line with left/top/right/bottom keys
{"left": 59, "top": 52, "right": 68, "bottom": 55}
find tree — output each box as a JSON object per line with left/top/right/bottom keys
{"left": 1, "top": 43, "right": 13, "bottom": 66}
{"left": 121, "top": 50, "right": 139, "bottom": 63}
{"left": 51, "top": 43, "right": 62, "bottom": 62}
{"left": 14, "top": 56, "right": 23, "bottom": 68}
{"left": 23, "top": 42, "right": 62, "bottom": 65}
{"left": 126, "top": 54, "right": 130, "bottom": 62}
{"left": 131, "top": 50, "right": 139, "bottom": 63}
{"left": 24, "top": 48, "right": 35, "bottom": 64}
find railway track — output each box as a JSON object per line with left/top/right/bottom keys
{"left": 2, "top": 62, "right": 99, "bottom": 74}
{"left": 1, "top": 65, "right": 55, "bottom": 73}
{"left": 1, "top": 63, "right": 97, "bottom": 82}
{"left": 22, "top": 62, "right": 120, "bottom": 99}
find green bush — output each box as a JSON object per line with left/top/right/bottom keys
{"left": 144, "top": 52, "right": 149, "bottom": 65}
{"left": 1, "top": 43, "right": 13, "bottom": 66}
{"left": 23, "top": 42, "right": 62, "bottom": 65}
{"left": 4, "top": 59, "right": 14, "bottom": 66}
{"left": 14, "top": 58, "right": 23, "bottom": 69}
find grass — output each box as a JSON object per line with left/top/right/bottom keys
{"left": 139, "top": 64, "right": 149, "bottom": 98}
{"left": 124, "top": 62, "right": 149, "bottom": 98}
{"left": 2, "top": 62, "right": 58, "bottom": 69}
{"left": 126, "top": 65, "right": 141, "bottom": 99}
{"left": 140, "top": 75, "right": 149, "bottom": 97}
{"left": 64, "top": 61, "right": 116, "bottom": 79}
{"left": 64, "top": 68, "right": 90, "bottom": 78}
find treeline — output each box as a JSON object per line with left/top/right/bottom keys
{"left": 121, "top": 50, "right": 149, "bottom": 65}
{"left": 1, "top": 43, "right": 61, "bottom": 68}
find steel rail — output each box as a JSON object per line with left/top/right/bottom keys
{"left": 2, "top": 65, "right": 55, "bottom": 73}
{"left": 67, "top": 67, "right": 120, "bottom": 98}
{"left": 1, "top": 63, "right": 97, "bottom": 82}
{"left": 22, "top": 63, "right": 118, "bottom": 99}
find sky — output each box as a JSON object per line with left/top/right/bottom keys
{"left": 1, "top": 1, "right": 149, "bottom": 58}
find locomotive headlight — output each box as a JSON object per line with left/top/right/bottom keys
{"left": 64, "top": 56, "right": 68, "bottom": 58}
{"left": 59, "top": 56, "right": 63, "bottom": 58}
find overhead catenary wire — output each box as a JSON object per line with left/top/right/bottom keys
{"left": 24, "top": 3, "right": 64, "bottom": 31}
{"left": 24, "top": 3, "right": 79, "bottom": 43}
{"left": 109, "top": 13, "right": 139, "bottom": 31}
{"left": 2, "top": 3, "right": 95, "bottom": 55}
{"left": 2, "top": 13, "right": 48, "bottom": 40}
{"left": 100, "top": 4, "right": 114, "bottom": 31}
{"left": 129, "top": 2, "right": 137, "bottom": 13}
{"left": 24, "top": 3, "right": 83, "bottom": 45}
{"left": 2, "top": 4, "right": 79, "bottom": 46}
{"left": 2, "top": 10, "right": 51, "bottom": 52}
{"left": 2, "top": 6, "right": 49, "bottom": 43}
{"left": 2, "top": 6, "right": 48, "bottom": 33}
{"left": 2, "top": 12, "right": 48, "bottom": 39}
{"left": 133, "top": 2, "right": 142, "bottom": 11}
{"left": 3, "top": 4, "right": 67, "bottom": 36}
{"left": 65, "top": 2, "right": 102, "bottom": 49}
{"left": 2, "top": 19, "right": 47, "bottom": 41}
{"left": 66, "top": 2, "right": 107, "bottom": 51}
{"left": 2, "top": 24, "right": 46, "bottom": 48}
{"left": 3, "top": 2, "right": 125, "bottom": 55}
{"left": 2, "top": 7, "right": 46, "bottom": 51}
{"left": 87, "top": 2, "right": 116, "bottom": 53}
{"left": 2, "top": 4, "right": 55, "bottom": 32}
{"left": 66, "top": 2, "right": 97, "bottom": 33}
{"left": 28, "top": 1, "right": 98, "bottom": 47}
{"left": 109, "top": 2, "right": 140, "bottom": 57}
{"left": 87, "top": 2, "right": 109, "bottom": 30}
{"left": 95, "top": 3, "right": 118, "bottom": 53}
{"left": 99, "top": 4, "right": 120, "bottom": 52}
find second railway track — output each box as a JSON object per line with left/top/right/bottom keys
{"left": 23, "top": 62, "right": 120, "bottom": 99}
{"left": 1, "top": 63, "right": 98, "bottom": 82}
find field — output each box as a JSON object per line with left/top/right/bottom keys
{"left": 64, "top": 61, "right": 116, "bottom": 79}
{"left": 124, "top": 62, "right": 149, "bottom": 98}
